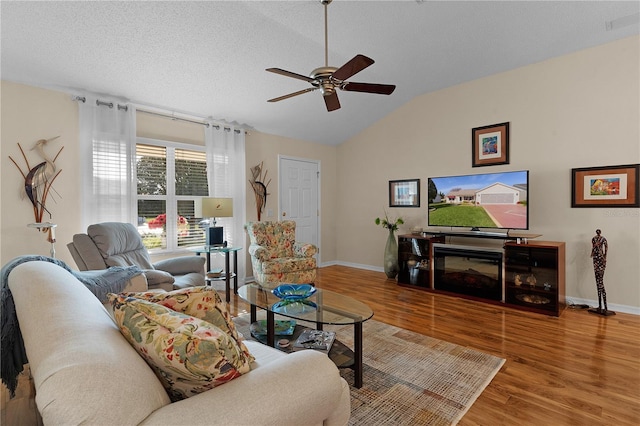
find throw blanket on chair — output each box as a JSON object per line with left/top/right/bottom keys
{"left": 0, "top": 255, "right": 142, "bottom": 397}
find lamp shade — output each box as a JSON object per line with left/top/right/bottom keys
{"left": 201, "top": 197, "right": 233, "bottom": 218}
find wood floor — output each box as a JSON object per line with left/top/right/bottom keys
{"left": 3, "top": 265, "right": 639, "bottom": 425}
{"left": 233, "top": 265, "right": 639, "bottom": 426}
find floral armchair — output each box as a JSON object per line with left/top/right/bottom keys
{"left": 244, "top": 221, "right": 317, "bottom": 289}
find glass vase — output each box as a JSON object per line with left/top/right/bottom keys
{"left": 384, "top": 229, "right": 399, "bottom": 279}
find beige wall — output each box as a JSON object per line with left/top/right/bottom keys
{"left": 1, "top": 82, "right": 80, "bottom": 267}
{"left": 244, "top": 131, "right": 338, "bottom": 266}
{"left": 1, "top": 35, "right": 638, "bottom": 311}
{"left": 337, "top": 35, "right": 640, "bottom": 311}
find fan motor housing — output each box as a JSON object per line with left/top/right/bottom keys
{"left": 311, "top": 66, "right": 338, "bottom": 96}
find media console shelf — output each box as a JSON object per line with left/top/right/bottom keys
{"left": 397, "top": 233, "right": 565, "bottom": 316}
{"left": 397, "top": 234, "right": 444, "bottom": 288}
{"left": 504, "top": 241, "right": 565, "bottom": 316}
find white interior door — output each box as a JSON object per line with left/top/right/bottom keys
{"left": 279, "top": 156, "right": 319, "bottom": 258}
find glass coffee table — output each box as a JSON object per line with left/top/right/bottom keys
{"left": 237, "top": 284, "right": 374, "bottom": 388}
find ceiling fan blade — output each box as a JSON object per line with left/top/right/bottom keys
{"left": 332, "top": 54, "right": 374, "bottom": 81}
{"left": 342, "top": 82, "right": 396, "bottom": 95}
{"left": 324, "top": 92, "right": 341, "bottom": 112}
{"left": 266, "top": 68, "right": 314, "bottom": 83}
{"left": 268, "top": 87, "right": 317, "bottom": 103}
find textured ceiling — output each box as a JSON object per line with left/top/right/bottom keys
{"left": 2, "top": 1, "right": 638, "bottom": 146}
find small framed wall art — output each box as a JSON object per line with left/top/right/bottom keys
{"left": 571, "top": 164, "right": 639, "bottom": 208}
{"left": 389, "top": 179, "right": 420, "bottom": 207}
{"left": 472, "top": 122, "right": 509, "bottom": 167}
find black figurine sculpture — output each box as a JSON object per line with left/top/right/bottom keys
{"left": 588, "top": 229, "right": 615, "bottom": 316}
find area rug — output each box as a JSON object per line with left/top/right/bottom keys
{"left": 234, "top": 315, "right": 505, "bottom": 425}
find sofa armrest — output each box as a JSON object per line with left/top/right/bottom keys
{"left": 120, "top": 273, "right": 148, "bottom": 292}
{"left": 143, "top": 269, "right": 175, "bottom": 286}
{"left": 153, "top": 256, "right": 205, "bottom": 275}
{"left": 140, "top": 350, "right": 347, "bottom": 426}
{"left": 294, "top": 242, "right": 318, "bottom": 258}
{"left": 248, "top": 244, "right": 271, "bottom": 262}
{"left": 68, "top": 233, "right": 108, "bottom": 270}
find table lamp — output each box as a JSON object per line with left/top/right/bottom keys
{"left": 201, "top": 197, "right": 233, "bottom": 247}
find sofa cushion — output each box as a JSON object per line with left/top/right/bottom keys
{"left": 172, "top": 272, "right": 206, "bottom": 289}
{"left": 118, "top": 286, "right": 254, "bottom": 363}
{"left": 261, "top": 257, "right": 317, "bottom": 275}
{"left": 109, "top": 295, "right": 253, "bottom": 401}
{"left": 245, "top": 221, "right": 296, "bottom": 258}
{"left": 143, "top": 269, "right": 175, "bottom": 286}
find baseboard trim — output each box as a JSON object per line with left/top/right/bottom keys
{"left": 319, "top": 260, "right": 383, "bottom": 273}
{"left": 565, "top": 297, "right": 640, "bottom": 316}
{"left": 317, "top": 262, "right": 640, "bottom": 316}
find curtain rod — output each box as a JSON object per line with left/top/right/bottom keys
{"left": 138, "top": 109, "right": 244, "bottom": 134}
{"left": 73, "top": 96, "right": 128, "bottom": 111}
{"left": 72, "top": 96, "right": 243, "bottom": 134}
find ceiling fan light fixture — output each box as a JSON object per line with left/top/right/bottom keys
{"left": 320, "top": 83, "right": 335, "bottom": 97}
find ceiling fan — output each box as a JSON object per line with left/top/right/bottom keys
{"left": 266, "top": 0, "right": 396, "bottom": 112}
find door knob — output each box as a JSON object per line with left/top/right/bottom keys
{"left": 282, "top": 212, "right": 286, "bottom": 217}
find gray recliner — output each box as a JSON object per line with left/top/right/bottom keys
{"left": 67, "top": 222, "right": 205, "bottom": 291}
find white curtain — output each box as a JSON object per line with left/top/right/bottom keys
{"left": 78, "top": 95, "right": 136, "bottom": 229}
{"left": 204, "top": 123, "right": 247, "bottom": 282}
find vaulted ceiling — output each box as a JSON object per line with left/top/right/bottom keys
{"left": 2, "top": 1, "right": 638, "bottom": 145}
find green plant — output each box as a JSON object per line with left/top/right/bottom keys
{"left": 375, "top": 211, "right": 404, "bottom": 232}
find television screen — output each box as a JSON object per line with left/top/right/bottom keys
{"left": 428, "top": 170, "right": 529, "bottom": 230}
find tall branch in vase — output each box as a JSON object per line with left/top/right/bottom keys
{"left": 249, "top": 162, "right": 271, "bottom": 221}
{"left": 8, "top": 137, "right": 63, "bottom": 244}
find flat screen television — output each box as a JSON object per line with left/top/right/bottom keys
{"left": 427, "top": 170, "right": 529, "bottom": 231}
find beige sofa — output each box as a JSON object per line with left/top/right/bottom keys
{"left": 8, "top": 261, "right": 350, "bottom": 425}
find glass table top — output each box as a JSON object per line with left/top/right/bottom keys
{"left": 238, "top": 284, "right": 374, "bottom": 326}
{"left": 190, "top": 246, "right": 242, "bottom": 254}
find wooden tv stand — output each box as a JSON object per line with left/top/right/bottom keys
{"left": 397, "top": 233, "right": 565, "bottom": 316}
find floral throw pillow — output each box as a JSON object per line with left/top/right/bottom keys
{"left": 118, "top": 286, "right": 254, "bottom": 363}
{"left": 109, "top": 295, "right": 252, "bottom": 401}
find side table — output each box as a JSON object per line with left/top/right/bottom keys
{"left": 190, "top": 246, "right": 242, "bottom": 303}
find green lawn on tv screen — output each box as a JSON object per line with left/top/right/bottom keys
{"left": 429, "top": 204, "right": 497, "bottom": 228}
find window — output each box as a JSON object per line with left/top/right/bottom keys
{"left": 136, "top": 139, "right": 209, "bottom": 251}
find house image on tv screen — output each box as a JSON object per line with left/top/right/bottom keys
{"left": 445, "top": 182, "right": 527, "bottom": 205}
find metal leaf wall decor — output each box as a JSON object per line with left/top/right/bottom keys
{"left": 249, "top": 161, "right": 271, "bottom": 221}
{"left": 8, "top": 137, "right": 63, "bottom": 242}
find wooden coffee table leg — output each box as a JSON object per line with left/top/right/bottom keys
{"left": 354, "top": 321, "right": 363, "bottom": 388}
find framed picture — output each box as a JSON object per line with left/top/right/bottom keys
{"left": 571, "top": 164, "right": 639, "bottom": 208}
{"left": 389, "top": 179, "right": 420, "bottom": 207}
{"left": 472, "top": 122, "right": 509, "bottom": 167}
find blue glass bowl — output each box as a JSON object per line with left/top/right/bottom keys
{"left": 271, "top": 284, "right": 316, "bottom": 301}
{"left": 272, "top": 300, "right": 317, "bottom": 315}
